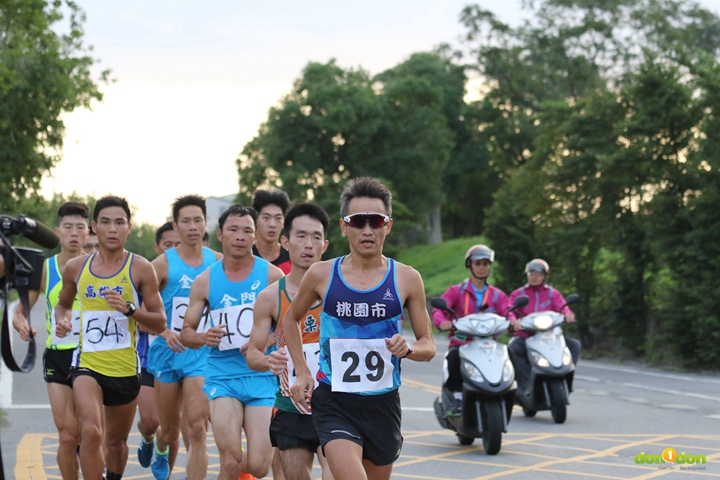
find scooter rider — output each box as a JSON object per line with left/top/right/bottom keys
{"left": 432, "top": 245, "right": 514, "bottom": 415}
{"left": 508, "top": 259, "right": 581, "bottom": 398}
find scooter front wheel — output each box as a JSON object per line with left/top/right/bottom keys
{"left": 522, "top": 406, "right": 537, "bottom": 417}
{"left": 548, "top": 378, "right": 567, "bottom": 424}
{"left": 482, "top": 399, "right": 503, "bottom": 455}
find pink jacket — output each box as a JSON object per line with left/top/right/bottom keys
{"left": 432, "top": 280, "right": 510, "bottom": 347}
{"left": 508, "top": 284, "right": 574, "bottom": 338}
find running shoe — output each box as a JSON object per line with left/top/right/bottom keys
{"left": 137, "top": 436, "right": 154, "bottom": 468}
{"left": 151, "top": 444, "right": 170, "bottom": 480}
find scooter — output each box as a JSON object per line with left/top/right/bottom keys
{"left": 511, "top": 293, "right": 579, "bottom": 424}
{"left": 431, "top": 295, "right": 529, "bottom": 455}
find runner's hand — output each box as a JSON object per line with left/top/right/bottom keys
{"left": 12, "top": 315, "right": 37, "bottom": 341}
{"left": 240, "top": 343, "right": 249, "bottom": 356}
{"left": 268, "top": 347, "right": 289, "bottom": 375}
{"left": 56, "top": 318, "right": 72, "bottom": 338}
{"left": 103, "top": 290, "right": 128, "bottom": 313}
{"left": 385, "top": 333, "right": 410, "bottom": 357}
{"left": 160, "top": 329, "right": 186, "bottom": 353}
{"left": 291, "top": 373, "right": 314, "bottom": 411}
{"left": 205, "top": 324, "right": 227, "bottom": 347}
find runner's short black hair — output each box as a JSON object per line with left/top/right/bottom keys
{"left": 155, "top": 221, "right": 175, "bottom": 245}
{"left": 93, "top": 195, "right": 131, "bottom": 222}
{"left": 283, "top": 203, "right": 329, "bottom": 237}
{"left": 218, "top": 204, "right": 258, "bottom": 231}
{"left": 252, "top": 189, "right": 291, "bottom": 216}
{"left": 340, "top": 177, "right": 392, "bottom": 217}
{"left": 57, "top": 202, "right": 89, "bottom": 225}
{"left": 172, "top": 195, "right": 206, "bottom": 223}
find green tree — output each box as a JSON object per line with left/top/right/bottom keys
{"left": 0, "top": 0, "right": 109, "bottom": 212}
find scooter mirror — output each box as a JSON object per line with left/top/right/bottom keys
{"left": 512, "top": 295, "right": 529, "bottom": 310}
{"left": 565, "top": 293, "right": 580, "bottom": 305}
{"left": 430, "top": 297, "right": 450, "bottom": 311}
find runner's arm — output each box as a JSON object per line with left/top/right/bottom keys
{"left": 180, "top": 270, "right": 223, "bottom": 349}
{"left": 246, "top": 285, "right": 276, "bottom": 372}
{"left": 55, "top": 258, "right": 81, "bottom": 338}
{"left": 114, "top": 257, "right": 166, "bottom": 333}
{"left": 387, "top": 265, "right": 435, "bottom": 362}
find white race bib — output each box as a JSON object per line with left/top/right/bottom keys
{"left": 287, "top": 342, "right": 320, "bottom": 389}
{"left": 81, "top": 310, "right": 132, "bottom": 353}
{"left": 330, "top": 338, "right": 393, "bottom": 393}
{"left": 170, "top": 297, "right": 189, "bottom": 333}
{"left": 211, "top": 305, "right": 254, "bottom": 351}
{"left": 51, "top": 309, "right": 81, "bottom": 347}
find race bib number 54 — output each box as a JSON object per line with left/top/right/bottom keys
{"left": 330, "top": 338, "right": 394, "bottom": 393}
{"left": 81, "top": 310, "right": 132, "bottom": 353}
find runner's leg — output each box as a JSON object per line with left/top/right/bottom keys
{"left": 137, "top": 384, "right": 160, "bottom": 442}
{"left": 323, "top": 440, "right": 366, "bottom": 480}
{"left": 242, "top": 405, "right": 273, "bottom": 477}
{"left": 73, "top": 375, "right": 105, "bottom": 480}
{"left": 154, "top": 380, "right": 182, "bottom": 473}
{"left": 47, "top": 382, "right": 80, "bottom": 480}
{"left": 210, "top": 397, "right": 245, "bottom": 480}
{"left": 316, "top": 446, "right": 334, "bottom": 480}
{"left": 103, "top": 400, "right": 138, "bottom": 476}
{"left": 183, "top": 376, "right": 209, "bottom": 480}
{"left": 278, "top": 448, "right": 314, "bottom": 480}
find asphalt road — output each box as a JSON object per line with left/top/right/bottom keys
{"left": 2, "top": 299, "right": 719, "bottom": 479}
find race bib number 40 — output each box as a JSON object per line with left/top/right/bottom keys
{"left": 51, "top": 309, "right": 80, "bottom": 347}
{"left": 81, "top": 310, "right": 132, "bottom": 353}
{"left": 287, "top": 342, "right": 320, "bottom": 389}
{"left": 330, "top": 338, "right": 394, "bottom": 393}
{"left": 210, "top": 305, "right": 253, "bottom": 351}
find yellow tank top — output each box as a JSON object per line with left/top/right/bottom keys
{"left": 73, "top": 252, "right": 140, "bottom": 377}
{"left": 275, "top": 277, "right": 323, "bottom": 414}
{"left": 45, "top": 255, "right": 82, "bottom": 350}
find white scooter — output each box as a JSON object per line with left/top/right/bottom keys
{"left": 512, "top": 293, "right": 579, "bottom": 424}
{"left": 431, "top": 295, "right": 528, "bottom": 455}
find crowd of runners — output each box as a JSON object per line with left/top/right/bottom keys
{"left": 11, "top": 176, "right": 436, "bottom": 480}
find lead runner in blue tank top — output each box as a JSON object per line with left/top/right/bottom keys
{"left": 180, "top": 204, "right": 284, "bottom": 479}
{"left": 145, "top": 196, "right": 222, "bottom": 480}
{"left": 281, "top": 177, "right": 436, "bottom": 480}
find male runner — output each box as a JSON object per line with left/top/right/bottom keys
{"left": 180, "top": 204, "right": 283, "bottom": 479}
{"left": 55, "top": 195, "right": 166, "bottom": 480}
{"left": 83, "top": 229, "right": 100, "bottom": 254}
{"left": 251, "top": 189, "right": 292, "bottom": 274}
{"left": 284, "top": 177, "right": 436, "bottom": 480}
{"left": 147, "top": 195, "right": 221, "bottom": 480}
{"left": 247, "top": 203, "right": 333, "bottom": 480}
{"left": 153, "top": 221, "right": 181, "bottom": 255}
{"left": 13, "top": 202, "right": 90, "bottom": 480}
{"left": 133, "top": 220, "right": 185, "bottom": 476}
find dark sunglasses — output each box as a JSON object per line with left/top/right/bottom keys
{"left": 342, "top": 213, "right": 390, "bottom": 229}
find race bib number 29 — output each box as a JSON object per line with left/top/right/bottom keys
{"left": 330, "top": 338, "right": 394, "bottom": 393}
{"left": 81, "top": 310, "right": 132, "bottom": 353}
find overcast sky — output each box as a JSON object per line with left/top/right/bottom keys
{"left": 41, "top": 0, "right": 720, "bottom": 225}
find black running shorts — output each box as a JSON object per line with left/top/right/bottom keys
{"left": 43, "top": 349, "right": 74, "bottom": 387}
{"left": 311, "top": 382, "right": 403, "bottom": 466}
{"left": 71, "top": 369, "right": 140, "bottom": 406}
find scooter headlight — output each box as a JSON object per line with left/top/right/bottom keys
{"left": 461, "top": 360, "right": 484, "bottom": 383}
{"left": 562, "top": 347, "right": 572, "bottom": 366}
{"left": 502, "top": 361, "right": 514, "bottom": 382}
{"left": 530, "top": 351, "right": 550, "bottom": 368}
{"left": 533, "top": 315, "right": 553, "bottom": 330}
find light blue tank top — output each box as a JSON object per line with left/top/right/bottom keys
{"left": 206, "top": 257, "right": 273, "bottom": 380}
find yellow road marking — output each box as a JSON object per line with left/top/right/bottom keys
{"left": 402, "top": 378, "right": 441, "bottom": 394}
{"left": 15, "top": 433, "right": 47, "bottom": 480}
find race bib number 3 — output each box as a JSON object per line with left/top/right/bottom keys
{"left": 287, "top": 342, "right": 320, "bottom": 389}
{"left": 330, "top": 338, "right": 394, "bottom": 393}
{"left": 82, "top": 310, "right": 132, "bottom": 353}
{"left": 170, "top": 297, "right": 189, "bottom": 333}
{"left": 51, "top": 309, "right": 80, "bottom": 347}
{"left": 210, "top": 305, "right": 253, "bottom": 351}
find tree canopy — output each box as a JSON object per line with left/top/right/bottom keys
{"left": 0, "top": 0, "right": 109, "bottom": 212}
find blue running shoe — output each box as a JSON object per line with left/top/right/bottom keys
{"left": 137, "top": 436, "right": 153, "bottom": 468}
{"left": 151, "top": 444, "right": 170, "bottom": 480}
